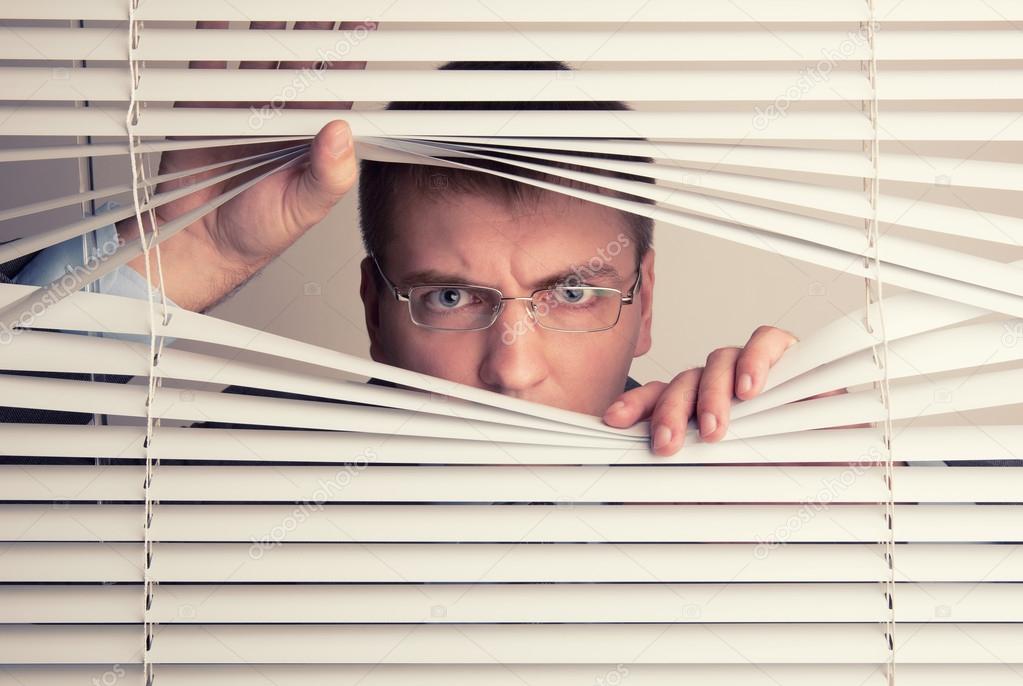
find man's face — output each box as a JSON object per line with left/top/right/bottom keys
{"left": 359, "top": 187, "right": 655, "bottom": 416}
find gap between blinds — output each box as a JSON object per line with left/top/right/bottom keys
{"left": 0, "top": 2, "right": 1021, "bottom": 686}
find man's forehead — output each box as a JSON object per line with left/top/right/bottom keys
{"left": 396, "top": 262, "right": 627, "bottom": 290}
{"left": 398, "top": 192, "right": 628, "bottom": 239}
{"left": 382, "top": 185, "right": 638, "bottom": 284}
{"left": 393, "top": 183, "right": 631, "bottom": 236}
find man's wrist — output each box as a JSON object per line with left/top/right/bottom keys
{"left": 115, "top": 214, "right": 269, "bottom": 312}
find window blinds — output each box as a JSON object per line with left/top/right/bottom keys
{"left": 0, "top": 2, "right": 1021, "bottom": 685}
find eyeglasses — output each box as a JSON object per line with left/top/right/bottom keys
{"left": 370, "top": 253, "right": 641, "bottom": 333}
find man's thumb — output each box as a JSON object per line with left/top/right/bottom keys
{"left": 295, "top": 120, "right": 357, "bottom": 220}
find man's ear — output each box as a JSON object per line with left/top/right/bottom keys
{"left": 359, "top": 256, "right": 388, "bottom": 364}
{"left": 632, "top": 248, "right": 655, "bottom": 359}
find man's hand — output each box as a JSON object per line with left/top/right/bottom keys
{"left": 116, "top": 21, "right": 374, "bottom": 312}
{"left": 604, "top": 325, "right": 830, "bottom": 456}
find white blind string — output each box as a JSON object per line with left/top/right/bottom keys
{"left": 125, "top": 2, "right": 158, "bottom": 684}
{"left": 863, "top": 1, "right": 897, "bottom": 680}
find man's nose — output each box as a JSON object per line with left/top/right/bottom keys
{"left": 477, "top": 299, "right": 550, "bottom": 393}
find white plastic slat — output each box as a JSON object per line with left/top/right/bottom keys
{"left": 0, "top": 626, "right": 141, "bottom": 664}
{"left": 12, "top": 580, "right": 1013, "bottom": 625}
{"left": 10, "top": 67, "right": 1023, "bottom": 104}
{"left": 0, "top": 137, "right": 309, "bottom": 163}
{"left": 20, "top": 0, "right": 1016, "bottom": 24}
{"left": 0, "top": 375, "right": 637, "bottom": 448}
{"left": 7, "top": 503, "right": 1022, "bottom": 543}
{"left": 1, "top": 423, "right": 1020, "bottom": 466}
{"left": 425, "top": 136, "right": 1023, "bottom": 193}
{"left": 2, "top": 67, "right": 877, "bottom": 103}
{"left": 3, "top": 542, "right": 1020, "bottom": 583}
{"left": 5, "top": 664, "right": 1023, "bottom": 686}
{"left": 0, "top": 586, "right": 139, "bottom": 623}
{"left": 158, "top": 542, "right": 891, "bottom": 584}
{"left": 6, "top": 27, "right": 1023, "bottom": 63}
{"left": 0, "top": 146, "right": 304, "bottom": 263}
{"left": 420, "top": 139, "right": 1023, "bottom": 296}
{"left": 0, "top": 664, "right": 885, "bottom": 686}
{"left": 7, "top": 0, "right": 871, "bottom": 23}
{"left": 5, "top": 465, "right": 1022, "bottom": 503}
{"left": 143, "top": 582, "right": 1023, "bottom": 624}
{"left": 0, "top": 542, "right": 142, "bottom": 582}
{"left": 0, "top": 27, "right": 868, "bottom": 62}
{"left": 436, "top": 139, "right": 1023, "bottom": 246}
{"left": 0, "top": 106, "right": 879, "bottom": 140}
{"left": 139, "top": 623, "right": 1023, "bottom": 663}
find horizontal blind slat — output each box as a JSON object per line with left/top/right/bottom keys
{"left": 8, "top": 0, "right": 870, "bottom": 23}
{"left": 2, "top": 422, "right": 1020, "bottom": 464}
{"left": 7, "top": 503, "right": 1021, "bottom": 543}
{"left": 4, "top": 664, "right": 1022, "bottom": 686}
{"left": 6, "top": 27, "right": 1022, "bottom": 62}
{"left": 429, "top": 137, "right": 1023, "bottom": 193}
{"left": 15, "top": 0, "right": 1015, "bottom": 23}
{"left": 3, "top": 542, "right": 1020, "bottom": 583}
{"left": 5, "top": 465, "right": 1022, "bottom": 503}
{"left": 10, "top": 67, "right": 1022, "bottom": 104}
{"left": 8, "top": 582, "right": 1020, "bottom": 626}
{"left": 0, "top": 664, "right": 888, "bottom": 686}
{"left": 145, "top": 623, "right": 891, "bottom": 663}
{"left": 4, "top": 67, "right": 881, "bottom": 104}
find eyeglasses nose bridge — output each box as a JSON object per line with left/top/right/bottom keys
{"left": 491, "top": 295, "right": 538, "bottom": 325}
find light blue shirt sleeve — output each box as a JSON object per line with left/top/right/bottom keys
{"left": 12, "top": 200, "right": 178, "bottom": 307}
{"left": 12, "top": 200, "right": 179, "bottom": 346}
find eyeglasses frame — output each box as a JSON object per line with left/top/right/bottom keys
{"left": 370, "top": 252, "right": 642, "bottom": 333}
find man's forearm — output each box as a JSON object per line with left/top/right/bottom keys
{"left": 115, "top": 213, "right": 269, "bottom": 313}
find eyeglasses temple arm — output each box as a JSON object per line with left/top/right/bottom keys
{"left": 622, "top": 269, "right": 642, "bottom": 304}
{"left": 369, "top": 252, "right": 410, "bottom": 302}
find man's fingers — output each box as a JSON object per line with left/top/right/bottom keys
{"left": 602, "top": 381, "right": 668, "bottom": 428}
{"left": 734, "top": 325, "right": 799, "bottom": 400}
{"left": 696, "top": 346, "right": 742, "bottom": 442}
{"left": 288, "top": 119, "right": 358, "bottom": 227}
{"left": 647, "top": 369, "right": 702, "bottom": 456}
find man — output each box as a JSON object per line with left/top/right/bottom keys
{"left": 7, "top": 60, "right": 806, "bottom": 455}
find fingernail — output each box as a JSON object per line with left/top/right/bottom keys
{"left": 699, "top": 412, "right": 718, "bottom": 437}
{"left": 606, "top": 401, "right": 626, "bottom": 415}
{"left": 651, "top": 424, "right": 672, "bottom": 451}
{"left": 737, "top": 373, "right": 753, "bottom": 395}
{"left": 329, "top": 125, "right": 352, "bottom": 157}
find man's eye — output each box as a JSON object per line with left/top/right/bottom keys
{"left": 425, "top": 288, "right": 473, "bottom": 309}
{"left": 553, "top": 287, "right": 594, "bottom": 305}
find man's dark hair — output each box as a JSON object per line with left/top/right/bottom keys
{"left": 357, "top": 60, "right": 655, "bottom": 272}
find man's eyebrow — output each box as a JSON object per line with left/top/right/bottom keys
{"left": 399, "top": 264, "right": 624, "bottom": 289}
